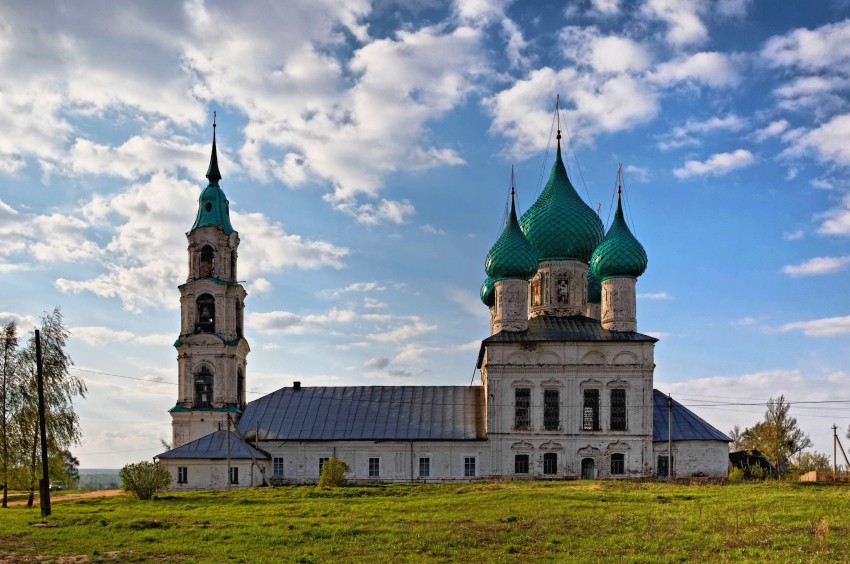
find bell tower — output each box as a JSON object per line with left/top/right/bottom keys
{"left": 170, "top": 118, "right": 250, "bottom": 448}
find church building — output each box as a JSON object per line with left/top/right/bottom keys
{"left": 157, "top": 124, "right": 730, "bottom": 489}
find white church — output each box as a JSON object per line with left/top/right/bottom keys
{"left": 157, "top": 124, "right": 730, "bottom": 489}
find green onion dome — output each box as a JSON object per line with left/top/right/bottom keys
{"left": 519, "top": 147, "right": 604, "bottom": 263}
{"left": 587, "top": 268, "right": 602, "bottom": 304}
{"left": 480, "top": 277, "right": 495, "bottom": 307}
{"left": 590, "top": 193, "right": 647, "bottom": 280}
{"left": 485, "top": 189, "right": 539, "bottom": 281}
{"left": 190, "top": 124, "right": 233, "bottom": 234}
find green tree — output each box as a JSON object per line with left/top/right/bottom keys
{"left": 740, "top": 395, "right": 812, "bottom": 477}
{"left": 318, "top": 457, "right": 350, "bottom": 488}
{"left": 791, "top": 451, "right": 831, "bottom": 475}
{"left": 119, "top": 461, "right": 172, "bottom": 500}
{"left": 1, "top": 321, "right": 18, "bottom": 508}
{"left": 15, "top": 308, "right": 86, "bottom": 506}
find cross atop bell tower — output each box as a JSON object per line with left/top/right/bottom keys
{"left": 170, "top": 119, "right": 251, "bottom": 448}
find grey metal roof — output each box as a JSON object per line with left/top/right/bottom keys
{"left": 156, "top": 430, "right": 269, "bottom": 460}
{"left": 238, "top": 386, "right": 485, "bottom": 441}
{"left": 652, "top": 390, "right": 731, "bottom": 442}
{"left": 478, "top": 315, "right": 657, "bottom": 367}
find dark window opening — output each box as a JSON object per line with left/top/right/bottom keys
{"left": 318, "top": 457, "right": 329, "bottom": 476}
{"left": 657, "top": 455, "right": 673, "bottom": 478}
{"left": 611, "top": 389, "right": 626, "bottom": 430}
{"left": 581, "top": 458, "right": 595, "bottom": 479}
{"left": 544, "top": 389, "right": 559, "bottom": 430}
{"left": 200, "top": 245, "right": 215, "bottom": 278}
{"left": 543, "top": 453, "right": 557, "bottom": 475}
{"left": 177, "top": 467, "right": 187, "bottom": 483}
{"left": 236, "top": 369, "right": 244, "bottom": 409}
{"left": 273, "top": 457, "right": 284, "bottom": 477}
{"left": 229, "top": 467, "right": 238, "bottom": 484}
{"left": 195, "top": 294, "right": 215, "bottom": 333}
{"left": 611, "top": 453, "right": 625, "bottom": 475}
{"left": 368, "top": 457, "right": 380, "bottom": 477}
{"left": 582, "top": 389, "right": 600, "bottom": 431}
{"left": 230, "top": 251, "right": 236, "bottom": 281}
{"left": 514, "top": 388, "right": 531, "bottom": 429}
{"left": 205, "top": 202, "right": 212, "bottom": 212}
{"left": 464, "top": 457, "right": 476, "bottom": 477}
{"left": 419, "top": 457, "right": 430, "bottom": 478}
{"left": 514, "top": 454, "right": 529, "bottom": 474}
{"left": 235, "top": 301, "right": 243, "bottom": 337}
{"left": 193, "top": 366, "right": 213, "bottom": 407}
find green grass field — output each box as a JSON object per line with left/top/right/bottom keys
{"left": 1, "top": 480, "right": 847, "bottom": 562}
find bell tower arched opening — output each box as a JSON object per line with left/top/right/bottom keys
{"left": 237, "top": 368, "right": 244, "bottom": 409}
{"left": 200, "top": 245, "right": 215, "bottom": 278}
{"left": 196, "top": 294, "right": 216, "bottom": 333}
{"left": 194, "top": 366, "right": 214, "bottom": 407}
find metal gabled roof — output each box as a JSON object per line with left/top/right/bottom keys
{"left": 238, "top": 386, "right": 485, "bottom": 441}
{"left": 156, "top": 430, "right": 269, "bottom": 460}
{"left": 652, "top": 389, "right": 731, "bottom": 442}
{"left": 477, "top": 314, "right": 657, "bottom": 367}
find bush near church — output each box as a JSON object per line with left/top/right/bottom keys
{"left": 119, "top": 461, "right": 172, "bottom": 500}
{"left": 318, "top": 458, "right": 350, "bottom": 488}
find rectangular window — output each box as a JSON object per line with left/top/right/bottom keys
{"left": 368, "top": 457, "right": 380, "bottom": 478}
{"left": 318, "top": 457, "right": 329, "bottom": 476}
{"left": 177, "top": 467, "right": 188, "bottom": 484}
{"left": 543, "top": 453, "right": 557, "bottom": 475}
{"left": 611, "top": 453, "right": 625, "bottom": 475}
{"left": 273, "top": 457, "right": 284, "bottom": 477}
{"left": 515, "top": 388, "right": 531, "bottom": 429}
{"left": 543, "top": 389, "right": 560, "bottom": 430}
{"left": 229, "top": 466, "right": 239, "bottom": 485}
{"left": 582, "top": 389, "right": 600, "bottom": 431}
{"left": 419, "top": 457, "right": 430, "bottom": 478}
{"left": 657, "top": 455, "right": 673, "bottom": 478}
{"left": 464, "top": 457, "right": 476, "bottom": 477}
{"left": 514, "top": 454, "right": 530, "bottom": 474}
{"left": 610, "top": 389, "right": 626, "bottom": 430}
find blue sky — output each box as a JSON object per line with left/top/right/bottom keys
{"left": 2, "top": 0, "right": 850, "bottom": 468}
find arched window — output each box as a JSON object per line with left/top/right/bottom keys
{"left": 237, "top": 368, "right": 244, "bottom": 408}
{"left": 196, "top": 294, "right": 215, "bottom": 333}
{"left": 194, "top": 366, "right": 213, "bottom": 407}
{"left": 200, "top": 245, "right": 215, "bottom": 278}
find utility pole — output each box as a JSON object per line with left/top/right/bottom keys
{"left": 35, "top": 330, "right": 51, "bottom": 517}
{"left": 667, "top": 394, "right": 673, "bottom": 481}
{"left": 833, "top": 424, "right": 838, "bottom": 481}
{"left": 226, "top": 408, "right": 231, "bottom": 491}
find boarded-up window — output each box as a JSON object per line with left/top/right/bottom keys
{"left": 610, "top": 389, "right": 626, "bottom": 430}
{"left": 543, "top": 453, "right": 557, "bottom": 475}
{"left": 544, "top": 389, "right": 559, "bottom": 430}
{"left": 583, "top": 389, "right": 600, "bottom": 431}
{"left": 514, "top": 454, "right": 529, "bottom": 474}
{"left": 515, "top": 388, "right": 531, "bottom": 429}
{"left": 611, "top": 453, "right": 625, "bottom": 475}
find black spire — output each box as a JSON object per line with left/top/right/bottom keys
{"left": 206, "top": 111, "right": 221, "bottom": 185}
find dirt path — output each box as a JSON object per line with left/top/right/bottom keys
{"left": 6, "top": 489, "right": 124, "bottom": 507}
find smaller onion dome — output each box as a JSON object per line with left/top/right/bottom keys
{"left": 590, "top": 191, "right": 648, "bottom": 280}
{"left": 480, "top": 277, "right": 495, "bottom": 307}
{"left": 587, "top": 268, "right": 602, "bottom": 304}
{"left": 485, "top": 185, "right": 538, "bottom": 281}
{"left": 190, "top": 120, "right": 234, "bottom": 235}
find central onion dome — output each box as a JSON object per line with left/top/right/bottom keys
{"left": 485, "top": 188, "right": 538, "bottom": 281}
{"left": 519, "top": 147, "right": 604, "bottom": 263}
{"left": 590, "top": 192, "right": 648, "bottom": 280}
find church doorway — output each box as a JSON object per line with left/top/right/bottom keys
{"left": 580, "top": 458, "right": 595, "bottom": 479}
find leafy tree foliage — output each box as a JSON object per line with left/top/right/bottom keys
{"left": 1, "top": 309, "right": 86, "bottom": 506}
{"left": 739, "top": 395, "right": 812, "bottom": 477}
{"left": 119, "top": 461, "right": 172, "bottom": 500}
{"left": 1, "top": 321, "right": 19, "bottom": 508}
{"left": 791, "top": 451, "right": 831, "bottom": 475}
{"left": 318, "top": 457, "right": 351, "bottom": 488}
